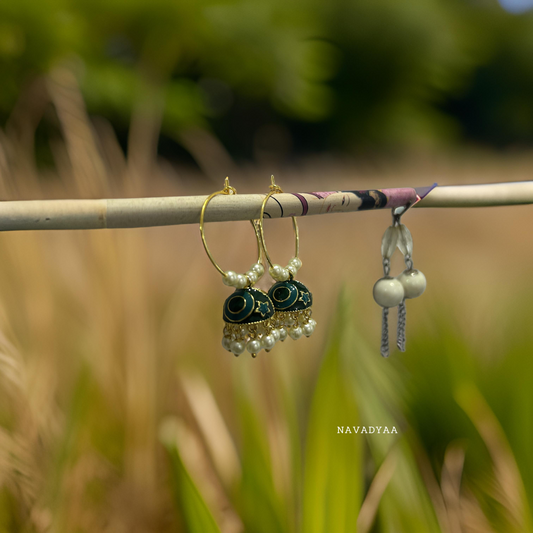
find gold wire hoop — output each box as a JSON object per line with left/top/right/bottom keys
{"left": 258, "top": 175, "right": 300, "bottom": 269}
{"left": 200, "top": 177, "right": 263, "bottom": 277}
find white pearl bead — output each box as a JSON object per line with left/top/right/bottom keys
{"left": 272, "top": 329, "right": 281, "bottom": 341}
{"left": 289, "top": 327, "right": 303, "bottom": 340}
{"left": 284, "top": 316, "right": 295, "bottom": 326}
{"left": 289, "top": 257, "right": 302, "bottom": 270}
{"left": 246, "top": 339, "right": 262, "bottom": 354}
{"left": 222, "top": 337, "right": 232, "bottom": 351}
{"left": 223, "top": 271, "right": 237, "bottom": 286}
{"left": 262, "top": 335, "right": 275, "bottom": 349}
{"left": 280, "top": 268, "right": 290, "bottom": 281}
{"left": 252, "top": 263, "right": 265, "bottom": 277}
{"left": 279, "top": 327, "right": 288, "bottom": 341}
{"left": 287, "top": 265, "right": 297, "bottom": 277}
{"left": 303, "top": 323, "right": 314, "bottom": 337}
{"left": 397, "top": 269, "right": 426, "bottom": 299}
{"left": 230, "top": 341, "right": 245, "bottom": 355}
{"left": 373, "top": 278, "right": 404, "bottom": 308}
{"left": 236, "top": 274, "right": 248, "bottom": 289}
{"left": 269, "top": 264, "right": 283, "bottom": 280}
{"left": 246, "top": 271, "right": 258, "bottom": 284}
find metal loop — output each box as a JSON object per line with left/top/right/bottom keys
{"left": 257, "top": 175, "right": 299, "bottom": 268}
{"left": 199, "top": 177, "right": 262, "bottom": 277}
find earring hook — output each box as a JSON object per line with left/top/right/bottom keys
{"left": 391, "top": 201, "right": 414, "bottom": 226}
{"left": 269, "top": 175, "right": 283, "bottom": 194}
{"left": 223, "top": 176, "right": 237, "bottom": 195}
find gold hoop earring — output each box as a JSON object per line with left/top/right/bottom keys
{"left": 200, "top": 178, "right": 278, "bottom": 358}
{"left": 258, "top": 176, "right": 316, "bottom": 341}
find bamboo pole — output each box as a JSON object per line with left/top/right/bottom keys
{"left": 0, "top": 181, "right": 531, "bottom": 232}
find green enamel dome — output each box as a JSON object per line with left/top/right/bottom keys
{"left": 268, "top": 280, "right": 312, "bottom": 312}
{"left": 223, "top": 287, "right": 274, "bottom": 324}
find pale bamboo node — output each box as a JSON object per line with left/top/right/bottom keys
{"left": 0, "top": 181, "right": 531, "bottom": 232}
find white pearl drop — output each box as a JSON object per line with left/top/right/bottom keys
{"left": 303, "top": 324, "right": 314, "bottom": 337}
{"left": 279, "top": 327, "right": 288, "bottom": 341}
{"left": 284, "top": 316, "right": 295, "bottom": 326}
{"left": 308, "top": 318, "right": 317, "bottom": 328}
{"left": 222, "top": 337, "right": 232, "bottom": 351}
{"left": 230, "top": 341, "right": 245, "bottom": 355}
{"left": 223, "top": 271, "right": 237, "bottom": 286}
{"left": 246, "top": 339, "right": 262, "bottom": 354}
{"left": 289, "top": 327, "right": 303, "bottom": 340}
{"left": 272, "top": 329, "right": 281, "bottom": 341}
{"left": 262, "top": 335, "right": 275, "bottom": 349}
{"left": 373, "top": 278, "right": 404, "bottom": 308}
{"left": 397, "top": 269, "right": 426, "bottom": 299}
{"left": 236, "top": 274, "right": 248, "bottom": 289}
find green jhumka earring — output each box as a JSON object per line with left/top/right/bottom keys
{"left": 200, "top": 178, "right": 280, "bottom": 358}
{"left": 257, "top": 176, "right": 316, "bottom": 341}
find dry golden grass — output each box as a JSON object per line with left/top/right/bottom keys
{"left": 0, "top": 69, "right": 532, "bottom": 532}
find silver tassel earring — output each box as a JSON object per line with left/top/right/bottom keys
{"left": 373, "top": 206, "right": 426, "bottom": 357}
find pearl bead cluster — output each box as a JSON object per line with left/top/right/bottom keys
{"left": 268, "top": 257, "right": 302, "bottom": 282}
{"left": 222, "top": 319, "right": 284, "bottom": 357}
{"left": 222, "top": 262, "right": 265, "bottom": 289}
{"left": 222, "top": 309, "right": 316, "bottom": 357}
{"left": 273, "top": 308, "right": 316, "bottom": 340}
{"left": 373, "top": 269, "right": 426, "bottom": 308}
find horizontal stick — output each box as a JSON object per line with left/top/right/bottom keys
{"left": 417, "top": 181, "right": 533, "bottom": 207}
{"left": 0, "top": 181, "right": 530, "bottom": 232}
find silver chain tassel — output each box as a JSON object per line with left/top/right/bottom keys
{"left": 380, "top": 258, "right": 391, "bottom": 357}
{"left": 381, "top": 308, "right": 390, "bottom": 357}
{"left": 396, "top": 301, "right": 406, "bottom": 352}
{"left": 396, "top": 253, "right": 413, "bottom": 352}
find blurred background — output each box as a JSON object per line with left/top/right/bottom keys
{"left": 1, "top": 0, "right": 533, "bottom": 532}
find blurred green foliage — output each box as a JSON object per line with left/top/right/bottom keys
{"left": 1, "top": 0, "right": 533, "bottom": 156}
{"left": 158, "top": 290, "right": 533, "bottom": 532}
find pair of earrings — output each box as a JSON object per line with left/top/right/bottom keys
{"left": 373, "top": 206, "right": 426, "bottom": 357}
{"left": 200, "top": 176, "right": 316, "bottom": 358}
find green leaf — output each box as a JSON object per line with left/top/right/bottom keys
{"left": 302, "top": 289, "right": 363, "bottom": 533}
{"left": 160, "top": 418, "right": 222, "bottom": 533}
{"left": 235, "top": 387, "right": 289, "bottom": 533}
